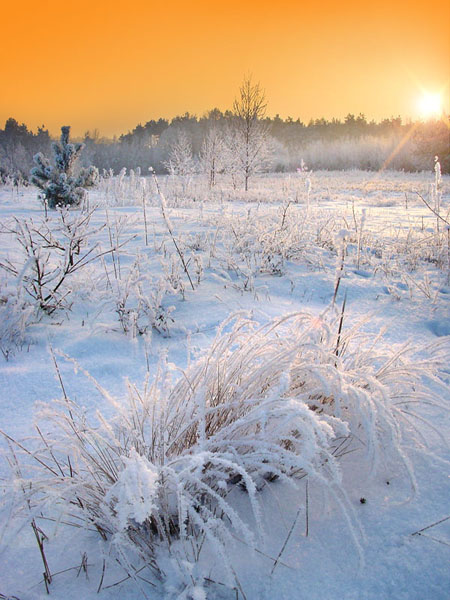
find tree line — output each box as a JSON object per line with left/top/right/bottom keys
{"left": 1, "top": 80, "right": 449, "bottom": 183}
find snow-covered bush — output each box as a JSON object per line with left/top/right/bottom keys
{"left": 0, "top": 207, "right": 108, "bottom": 315}
{"left": 30, "top": 126, "right": 98, "bottom": 209}
{"left": 97, "top": 167, "right": 147, "bottom": 206}
{"left": 3, "top": 311, "right": 447, "bottom": 594}
{"left": 164, "top": 131, "right": 197, "bottom": 179}
{"left": 114, "top": 257, "right": 175, "bottom": 337}
{"left": 212, "top": 203, "right": 330, "bottom": 282}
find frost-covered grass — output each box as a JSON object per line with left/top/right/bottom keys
{"left": 0, "top": 169, "right": 449, "bottom": 599}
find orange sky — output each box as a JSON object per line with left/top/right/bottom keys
{"left": 2, "top": 0, "right": 449, "bottom": 137}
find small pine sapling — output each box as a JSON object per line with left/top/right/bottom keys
{"left": 30, "top": 126, "right": 98, "bottom": 209}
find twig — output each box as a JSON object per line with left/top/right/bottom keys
{"left": 49, "top": 344, "right": 74, "bottom": 422}
{"left": 334, "top": 292, "right": 347, "bottom": 357}
{"left": 105, "top": 208, "right": 118, "bottom": 281}
{"left": 413, "top": 533, "right": 450, "bottom": 547}
{"left": 230, "top": 534, "right": 296, "bottom": 570}
{"left": 333, "top": 243, "right": 346, "bottom": 305}
{"left": 0, "top": 429, "right": 59, "bottom": 476}
{"left": 97, "top": 559, "right": 106, "bottom": 594}
{"left": 411, "top": 515, "right": 450, "bottom": 535}
{"left": 351, "top": 199, "right": 358, "bottom": 233}
{"left": 229, "top": 565, "right": 247, "bottom": 600}
{"left": 102, "top": 562, "right": 156, "bottom": 591}
{"left": 77, "top": 552, "right": 89, "bottom": 578}
{"left": 31, "top": 520, "right": 52, "bottom": 592}
{"left": 142, "top": 189, "right": 149, "bottom": 247}
{"left": 204, "top": 576, "right": 239, "bottom": 596}
{"left": 271, "top": 503, "right": 303, "bottom": 575}
{"left": 416, "top": 193, "right": 449, "bottom": 226}
{"left": 280, "top": 201, "right": 291, "bottom": 230}
{"left": 36, "top": 560, "right": 94, "bottom": 584}
{"left": 35, "top": 425, "right": 65, "bottom": 477}
{"left": 305, "top": 479, "right": 309, "bottom": 537}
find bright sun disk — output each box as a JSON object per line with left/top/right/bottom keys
{"left": 417, "top": 92, "right": 443, "bottom": 118}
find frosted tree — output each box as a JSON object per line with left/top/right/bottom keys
{"left": 30, "top": 126, "right": 98, "bottom": 208}
{"left": 224, "top": 76, "right": 271, "bottom": 191}
{"left": 163, "top": 130, "right": 197, "bottom": 177}
{"left": 199, "top": 127, "right": 225, "bottom": 187}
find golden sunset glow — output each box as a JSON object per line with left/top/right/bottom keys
{"left": 1, "top": 0, "right": 449, "bottom": 136}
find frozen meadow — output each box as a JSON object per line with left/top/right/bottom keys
{"left": 0, "top": 169, "right": 449, "bottom": 599}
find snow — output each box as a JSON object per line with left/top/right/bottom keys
{"left": 0, "top": 170, "right": 449, "bottom": 599}
{"left": 104, "top": 449, "right": 159, "bottom": 530}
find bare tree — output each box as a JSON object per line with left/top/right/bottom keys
{"left": 225, "top": 76, "right": 271, "bottom": 191}
{"left": 199, "top": 128, "right": 225, "bottom": 188}
{"left": 163, "top": 130, "right": 196, "bottom": 177}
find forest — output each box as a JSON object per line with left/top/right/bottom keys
{"left": 1, "top": 109, "right": 448, "bottom": 183}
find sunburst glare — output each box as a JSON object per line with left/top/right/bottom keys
{"left": 417, "top": 92, "right": 443, "bottom": 118}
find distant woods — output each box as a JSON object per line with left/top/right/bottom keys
{"left": 1, "top": 108, "right": 449, "bottom": 183}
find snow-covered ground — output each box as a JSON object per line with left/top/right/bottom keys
{"left": 0, "top": 170, "right": 449, "bottom": 599}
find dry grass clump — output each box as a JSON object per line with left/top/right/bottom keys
{"left": 2, "top": 311, "right": 448, "bottom": 594}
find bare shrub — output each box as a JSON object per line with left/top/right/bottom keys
{"left": 114, "top": 257, "right": 175, "bottom": 337}
{"left": 0, "top": 207, "right": 116, "bottom": 315}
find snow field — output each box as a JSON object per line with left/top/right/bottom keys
{"left": 0, "top": 169, "right": 449, "bottom": 599}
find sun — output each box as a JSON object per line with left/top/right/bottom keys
{"left": 417, "top": 92, "right": 443, "bottom": 119}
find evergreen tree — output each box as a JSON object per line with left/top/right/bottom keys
{"left": 30, "top": 126, "right": 98, "bottom": 208}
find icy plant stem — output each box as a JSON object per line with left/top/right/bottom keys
{"left": 270, "top": 503, "right": 303, "bottom": 575}
{"left": 411, "top": 515, "right": 450, "bottom": 536}
{"left": 142, "top": 189, "right": 149, "bottom": 246}
{"left": 49, "top": 344, "right": 74, "bottom": 421}
{"left": 416, "top": 192, "right": 449, "bottom": 227}
{"left": 31, "top": 519, "right": 53, "bottom": 592}
{"left": 356, "top": 209, "right": 366, "bottom": 270}
{"left": 152, "top": 173, "right": 195, "bottom": 291}
{"left": 114, "top": 220, "right": 121, "bottom": 279}
{"left": 334, "top": 292, "right": 347, "bottom": 357}
{"left": 305, "top": 479, "right": 309, "bottom": 537}
{"left": 333, "top": 243, "right": 346, "bottom": 305}
{"left": 97, "top": 559, "right": 106, "bottom": 593}
{"left": 3, "top": 438, "right": 53, "bottom": 591}
{"left": 105, "top": 208, "right": 118, "bottom": 281}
